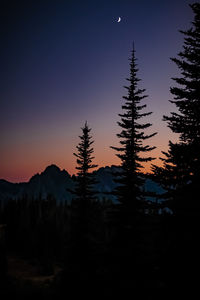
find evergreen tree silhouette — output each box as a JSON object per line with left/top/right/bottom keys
{"left": 111, "top": 44, "right": 157, "bottom": 219}
{"left": 72, "top": 121, "right": 98, "bottom": 244}
{"left": 109, "top": 45, "right": 157, "bottom": 283}
{"left": 73, "top": 121, "right": 98, "bottom": 204}
{"left": 153, "top": 3, "right": 200, "bottom": 211}
{"left": 152, "top": 3, "right": 200, "bottom": 288}
{"left": 65, "top": 122, "right": 98, "bottom": 287}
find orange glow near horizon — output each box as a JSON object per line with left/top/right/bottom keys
{"left": 0, "top": 156, "right": 164, "bottom": 183}
{"left": 0, "top": 131, "right": 167, "bottom": 183}
{"left": 0, "top": 106, "right": 173, "bottom": 183}
{"left": 0, "top": 99, "right": 175, "bottom": 183}
{"left": 0, "top": 0, "right": 192, "bottom": 183}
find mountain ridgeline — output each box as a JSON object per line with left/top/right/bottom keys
{"left": 0, "top": 164, "right": 165, "bottom": 204}
{"left": 1, "top": 3, "right": 199, "bottom": 293}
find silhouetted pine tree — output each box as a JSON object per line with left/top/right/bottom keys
{"left": 63, "top": 122, "right": 99, "bottom": 287}
{"left": 73, "top": 121, "right": 98, "bottom": 204}
{"left": 152, "top": 3, "right": 200, "bottom": 212}
{"left": 72, "top": 121, "right": 99, "bottom": 246}
{"left": 108, "top": 45, "right": 157, "bottom": 284}
{"left": 152, "top": 3, "right": 200, "bottom": 288}
{"left": 152, "top": 142, "right": 192, "bottom": 209}
{"left": 72, "top": 122, "right": 99, "bottom": 242}
{"left": 111, "top": 45, "right": 157, "bottom": 219}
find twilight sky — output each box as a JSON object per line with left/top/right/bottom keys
{"left": 0, "top": 0, "right": 194, "bottom": 182}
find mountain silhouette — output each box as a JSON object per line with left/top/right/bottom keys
{"left": 0, "top": 164, "right": 165, "bottom": 204}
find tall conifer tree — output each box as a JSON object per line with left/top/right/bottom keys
{"left": 73, "top": 121, "right": 97, "bottom": 204}
{"left": 65, "top": 122, "right": 98, "bottom": 282}
{"left": 72, "top": 121, "right": 98, "bottom": 245}
{"left": 111, "top": 45, "right": 157, "bottom": 218}
{"left": 152, "top": 3, "right": 200, "bottom": 211}
{"left": 152, "top": 4, "right": 200, "bottom": 288}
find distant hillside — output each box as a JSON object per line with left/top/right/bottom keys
{"left": 0, "top": 165, "right": 74, "bottom": 203}
{"left": 0, "top": 164, "right": 165, "bottom": 204}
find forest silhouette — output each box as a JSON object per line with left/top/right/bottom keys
{"left": 0, "top": 2, "right": 200, "bottom": 296}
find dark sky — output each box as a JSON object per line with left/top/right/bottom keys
{"left": 0, "top": 0, "right": 194, "bottom": 182}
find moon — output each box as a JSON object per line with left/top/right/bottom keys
{"left": 117, "top": 17, "right": 121, "bottom": 23}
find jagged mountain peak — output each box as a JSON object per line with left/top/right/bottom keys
{"left": 0, "top": 165, "right": 165, "bottom": 204}
{"left": 43, "top": 164, "right": 61, "bottom": 174}
{"left": 29, "top": 164, "right": 71, "bottom": 183}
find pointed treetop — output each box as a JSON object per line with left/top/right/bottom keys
{"left": 132, "top": 41, "right": 135, "bottom": 52}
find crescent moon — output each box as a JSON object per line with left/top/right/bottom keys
{"left": 117, "top": 17, "right": 121, "bottom": 22}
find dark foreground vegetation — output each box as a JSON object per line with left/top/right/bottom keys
{"left": 1, "top": 2, "right": 200, "bottom": 296}
{"left": 1, "top": 196, "right": 199, "bottom": 296}
{"left": 0, "top": 196, "right": 172, "bottom": 296}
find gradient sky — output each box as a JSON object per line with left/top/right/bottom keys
{"left": 0, "top": 0, "right": 194, "bottom": 182}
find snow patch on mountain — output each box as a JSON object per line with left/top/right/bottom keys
{"left": 0, "top": 164, "right": 165, "bottom": 204}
